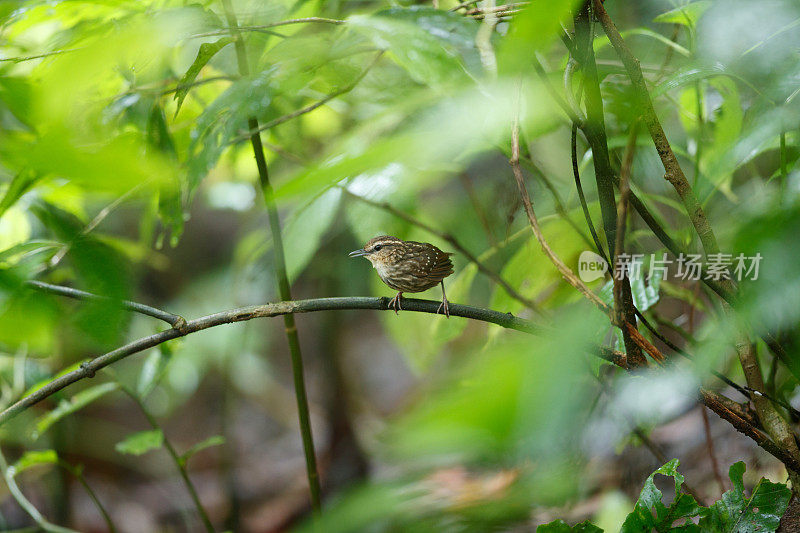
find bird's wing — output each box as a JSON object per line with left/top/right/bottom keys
{"left": 426, "top": 249, "right": 454, "bottom": 281}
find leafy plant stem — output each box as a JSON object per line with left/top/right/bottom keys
{"left": 0, "top": 449, "right": 77, "bottom": 533}
{"left": 219, "top": 0, "right": 321, "bottom": 511}
{"left": 57, "top": 461, "right": 117, "bottom": 533}
{"left": 119, "top": 386, "right": 215, "bottom": 532}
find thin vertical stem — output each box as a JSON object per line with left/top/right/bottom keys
{"left": 0, "top": 449, "right": 77, "bottom": 533}
{"left": 575, "top": 3, "right": 644, "bottom": 366}
{"left": 700, "top": 407, "right": 726, "bottom": 496}
{"left": 121, "top": 387, "right": 214, "bottom": 532}
{"left": 780, "top": 129, "right": 788, "bottom": 195}
{"left": 219, "top": 0, "right": 321, "bottom": 512}
{"left": 58, "top": 461, "right": 118, "bottom": 533}
{"left": 693, "top": 81, "right": 703, "bottom": 187}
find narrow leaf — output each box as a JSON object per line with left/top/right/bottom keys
{"left": 653, "top": 1, "right": 711, "bottom": 27}
{"left": 34, "top": 382, "right": 119, "bottom": 438}
{"left": 180, "top": 435, "right": 225, "bottom": 464}
{"left": 10, "top": 450, "right": 58, "bottom": 476}
{"left": 174, "top": 37, "right": 233, "bottom": 118}
{"left": 537, "top": 519, "right": 603, "bottom": 532}
{"left": 115, "top": 429, "right": 164, "bottom": 456}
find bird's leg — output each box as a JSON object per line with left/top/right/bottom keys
{"left": 389, "top": 292, "right": 403, "bottom": 314}
{"left": 437, "top": 280, "right": 450, "bottom": 318}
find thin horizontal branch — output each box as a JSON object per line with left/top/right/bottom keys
{"left": 26, "top": 281, "right": 186, "bottom": 329}
{"left": 193, "top": 17, "right": 345, "bottom": 38}
{"left": 0, "top": 47, "right": 83, "bottom": 63}
{"left": 228, "top": 52, "right": 383, "bottom": 145}
{"left": 8, "top": 290, "right": 796, "bottom": 471}
{"left": 115, "top": 76, "right": 236, "bottom": 99}
{"left": 0, "top": 297, "right": 544, "bottom": 426}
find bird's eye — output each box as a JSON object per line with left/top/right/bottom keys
{"left": 373, "top": 245, "right": 382, "bottom": 251}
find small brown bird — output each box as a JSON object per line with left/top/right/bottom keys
{"left": 349, "top": 235, "right": 454, "bottom": 317}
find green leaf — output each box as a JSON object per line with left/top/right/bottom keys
{"left": 624, "top": 28, "right": 691, "bottom": 57}
{"left": 537, "top": 519, "right": 603, "bottom": 533}
{"left": 348, "top": 7, "right": 479, "bottom": 89}
{"left": 499, "top": 0, "right": 579, "bottom": 73}
{"left": 0, "top": 240, "right": 60, "bottom": 265}
{"left": 34, "top": 382, "right": 119, "bottom": 438}
{"left": 597, "top": 269, "right": 662, "bottom": 313}
{"left": 620, "top": 459, "right": 702, "bottom": 532}
{"left": 0, "top": 171, "right": 39, "bottom": 218}
{"left": 284, "top": 188, "right": 342, "bottom": 283}
{"left": 187, "top": 68, "right": 276, "bottom": 195}
{"left": 699, "top": 461, "right": 791, "bottom": 533}
{"left": 115, "top": 429, "right": 164, "bottom": 456}
{"left": 10, "top": 449, "right": 58, "bottom": 476}
{"left": 174, "top": 37, "right": 233, "bottom": 118}
{"left": 180, "top": 435, "right": 225, "bottom": 465}
{"left": 137, "top": 342, "right": 175, "bottom": 398}
{"left": 653, "top": 1, "right": 711, "bottom": 27}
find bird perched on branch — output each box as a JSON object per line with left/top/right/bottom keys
{"left": 349, "top": 235, "right": 454, "bottom": 317}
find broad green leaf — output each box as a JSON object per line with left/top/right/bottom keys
{"left": 390, "top": 310, "right": 603, "bottom": 466}
{"left": 620, "top": 459, "right": 702, "bottom": 532}
{"left": 284, "top": 188, "right": 342, "bottom": 283}
{"left": 10, "top": 449, "right": 58, "bottom": 476}
{"left": 698, "top": 77, "right": 744, "bottom": 198}
{"left": 537, "top": 519, "right": 603, "bottom": 533}
{"left": 499, "top": 0, "right": 579, "bottom": 73}
{"left": 34, "top": 382, "right": 119, "bottom": 438}
{"left": 187, "top": 68, "right": 277, "bottom": 195}
{"left": 0, "top": 171, "right": 39, "bottom": 218}
{"left": 174, "top": 37, "right": 233, "bottom": 118}
{"left": 348, "top": 7, "right": 479, "bottom": 89}
{"left": 180, "top": 435, "right": 225, "bottom": 465}
{"left": 276, "top": 80, "right": 553, "bottom": 201}
{"left": 115, "top": 429, "right": 164, "bottom": 456}
{"left": 699, "top": 461, "right": 790, "bottom": 532}
{"left": 0, "top": 205, "right": 31, "bottom": 253}
{"left": 653, "top": 1, "right": 712, "bottom": 27}
{"left": 0, "top": 286, "right": 59, "bottom": 354}
{"left": 0, "top": 240, "right": 60, "bottom": 265}
{"left": 0, "top": 75, "right": 32, "bottom": 127}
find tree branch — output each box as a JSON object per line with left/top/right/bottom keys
{"left": 5, "top": 290, "right": 797, "bottom": 474}
{"left": 0, "top": 296, "right": 545, "bottom": 427}
{"left": 26, "top": 280, "right": 186, "bottom": 329}
{"left": 193, "top": 17, "right": 345, "bottom": 38}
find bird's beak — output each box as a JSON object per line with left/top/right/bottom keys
{"left": 348, "top": 248, "right": 368, "bottom": 257}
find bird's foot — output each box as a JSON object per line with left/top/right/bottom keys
{"left": 437, "top": 298, "right": 450, "bottom": 318}
{"left": 389, "top": 293, "right": 403, "bottom": 315}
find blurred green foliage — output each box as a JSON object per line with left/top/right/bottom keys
{"left": 0, "top": 0, "right": 798, "bottom": 530}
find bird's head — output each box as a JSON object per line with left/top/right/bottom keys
{"left": 348, "top": 235, "right": 403, "bottom": 267}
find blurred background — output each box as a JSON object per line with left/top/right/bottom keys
{"left": 0, "top": 0, "right": 799, "bottom": 530}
